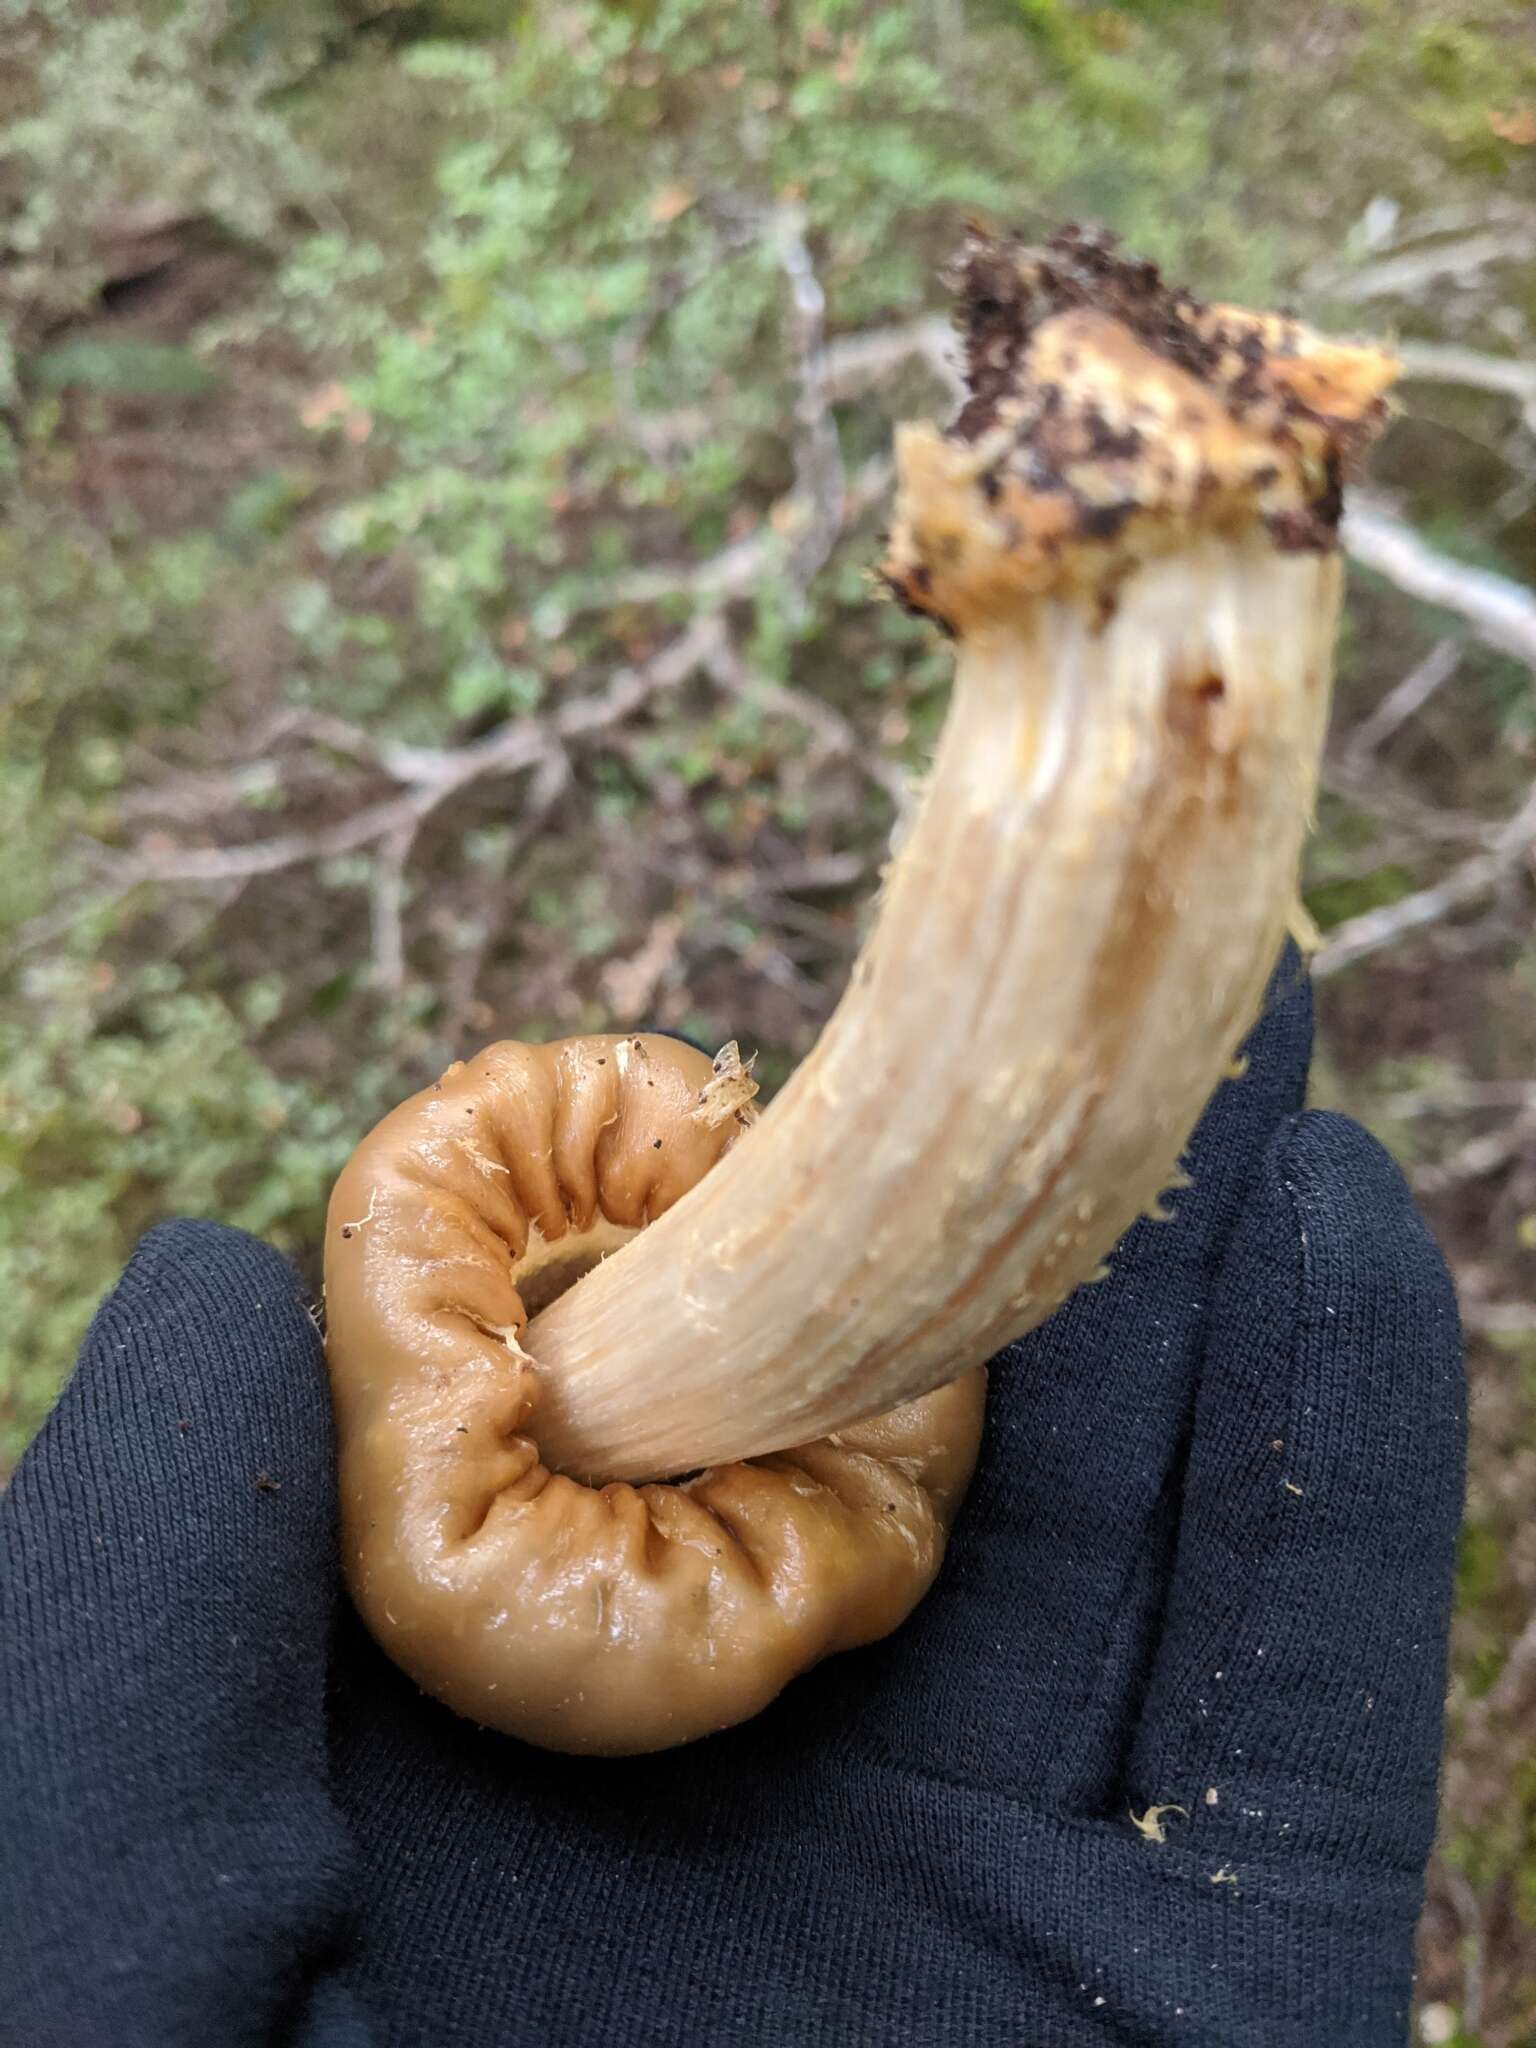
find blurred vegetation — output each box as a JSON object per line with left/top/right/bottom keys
{"left": 2, "top": 0, "right": 1535, "bottom": 2033}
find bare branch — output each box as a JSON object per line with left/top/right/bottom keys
{"left": 600, "top": 913, "right": 684, "bottom": 1025}
{"left": 548, "top": 312, "right": 958, "bottom": 626}
{"left": 1463, "top": 1298, "right": 1536, "bottom": 1338}
{"left": 1337, "top": 637, "right": 1463, "bottom": 774}
{"left": 821, "top": 316, "right": 966, "bottom": 405}
{"left": 369, "top": 821, "right": 416, "bottom": 996}
{"left": 113, "top": 760, "right": 285, "bottom": 826}
{"left": 748, "top": 851, "right": 867, "bottom": 894}
{"left": 1321, "top": 754, "right": 1490, "bottom": 849}
{"left": 1410, "top": 1103, "right": 1536, "bottom": 1197}
{"left": 116, "top": 615, "right": 726, "bottom": 890}
{"left": 1318, "top": 227, "right": 1536, "bottom": 304}
{"left": 1344, "top": 500, "right": 1536, "bottom": 669}
{"left": 623, "top": 317, "right": 961, "bottom": 466}
{"left": 509, "top": 744, "right": 572, "bottom": 849}
{"left": 605, "top": 531, "right": 778, "bottom": 609}
{"left": 1314, "top": 783, "right": 1536, "bottom": 977}
{"left": 770, "top": 204, "right": 844, "bottom": 599}
{"left": 1304, "top": 198, "right": 1535, "bottom": 293}
{"left": 116, "top": 793, "right": 425, "bottom": 884}
{"left": 1394, "top": 341, "right": 1536, "bottom": 431}
{"left": 1383, "top": 1079, "right": 1536, "bottom": 1118}
{"left": 704, "top": 634, "right": 909, "bottom": 810}
{"left": 120, "top": 708, "right": 471, "bottom": 836}
{"left": 601, "top": 453, "right": 894, "bottom": 618}
{"left": 257, "top": 706, "right": 447, "bottom": 785}
{"left": 1440, "top": 1862, "right": 1487, "bottom": 2041}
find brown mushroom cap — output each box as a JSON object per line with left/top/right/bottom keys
{"left": 325, "top": 1033, "right": 984, "bottom": 1755}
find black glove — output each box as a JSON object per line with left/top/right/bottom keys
{"left": 0, "top": 956, "right": 1465, "bottom": 2047}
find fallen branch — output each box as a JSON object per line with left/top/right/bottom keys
{"left": 1337, "top": 637, "right": 1463, "bottom": 774}
{"left": 820, "top": 316, "right": 965, "bottom": 403}
{"left": 1464, "top": 1299, "right": 1536, "bottom": 1338}
{"left": 1314, "top": 783, "right": 1536, "bottom": 978}
{"left": 369, "top": 820, "right": 417, "bottom": 996}
{"left": 118, "top": 615, "right": 726, "bottom": 889}
{"left": 258, "top": 706, "right": 447, "bottom": 785}
{"left": 1318, "top": 227, "right": 1536, "bottom": 305}
{"left": 115, "top": 792, "right": 426, "bottom": 885}
{"left": 1394, "top": 341, "right": 1536, "bottom": 431}
{"left": 1322, "top": 753, "right": 1490, "bottom": 849}
{"left": 1383, "top": 1079, "right": 1536, "bottom": 1118}
{"left": 1410, "top": 1103, "right": 1536, "bottom": 1198}
{"left": 704, "top": 635, "right": 909, "bottom": 810}
{"left": 1343, "top": 501, "right": 1536, "bottom": 670}
{"left": 598, "top": 451, "right": 893, "bottom": 614}
{"left": 772, "top": 204, "right": 845, "bottom": 598}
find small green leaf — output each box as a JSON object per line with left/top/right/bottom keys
{"left": 30, "top": 338, "right": 220, "bottom": 402}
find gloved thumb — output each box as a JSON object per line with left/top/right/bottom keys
{"left": 0, "top": 1222, "right": 360, "bottom": 2048}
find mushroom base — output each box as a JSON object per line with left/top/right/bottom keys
{"left": 324, "top": 1033, "right": 985, "bottom": 1754}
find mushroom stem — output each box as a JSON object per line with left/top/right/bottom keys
{"left": 524, "top": 225, "right": 1398, "bottom": 1486}
{"left": 528, "top": 540, "right": 1339, "bottom": 1482}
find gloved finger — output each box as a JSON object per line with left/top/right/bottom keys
{"left": 773, "top": 946, "right": 1316, "bottom": 1809}
{"left": 0, "top": 1221, "right": 358, "bottom": 2048}
{"left": 1125, "top": 1110, "right": 1465, "bottom": 1874}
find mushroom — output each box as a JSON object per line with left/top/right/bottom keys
{"left": 325, "top": 226, "right": 1398, "bottom": 1755}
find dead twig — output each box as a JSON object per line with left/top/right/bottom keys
{"left": 704, "top": 635, "right": 908, "bottom": 810}
{"left": 1409, "top": 1103, "right": 1536, "bottom": 1197}
{"left": 112, "top": 792, "right": 427, "bottom": 885}
{"left": 625, "top": 316, "right": 962, "bottom": 459}
{"left": 1318, "top": 227, "right": 1536, "bottom": 305}
{"left": 772, "top": 204, "right": 845, "bottom": 599}
{"left": 1395, "top": 342, "right": 1536, "bottom": 434}
{"left": 820, "top": 316, "right": 965, "bottom": 404}
{"left": 369, "top": 820, "right": 417, "bottom": 996}
{"left": 1315, "top": 783, "right": 1536, "bottom": 978}
{"left": 1338, "top": 638, "right": 1463, "bottom": 775}
{"left": 1344, "top": 502, "right": 1536, "bottom": 671}
{"left": 1322, "top": 755, "right": 1491, "bottom": 850}
{"left": 1440, "top": 1862, "right": 1487, "bottom": 2042}
{"left": 1383, "top": 1079, "right": 1536, "bottom": 1118}
{"left": 1462, "top": 1297, "right": 1536, "bottom": 1339}
{"left": 114, "top": 616, "right": 724, "bottom": 890}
